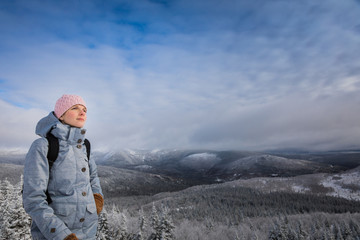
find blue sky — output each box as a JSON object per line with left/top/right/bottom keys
{"left": 1, "top": 0, "right": 360, "bottom": 152}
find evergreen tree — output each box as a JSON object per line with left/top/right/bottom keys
{"left": 137, "top": 208, "right": 146, "bottom": 240}
{"left": 13, "top": 175, "right": 32, "bottom": 239}
{"left": 159, "top": 205, "right": 174, "bottom": 240}
{"left": 295, "top": 221, "right": 307, "bottom": 240}
{"left": 149, "top": 204, "right": 174, "bottom": 240}
{"left": 0, "top": 179, "right": 13, "bottom": 222}
{"left": 0, "top": 178, "right": 31, "bottom": 239}
{"left": 106, "top": 205, "right": 134, "bottom": 240}
{"left": 149, "top": 203, "right": 161, "bottom": 240}
{"left": 97, "top": 210, "right": 111, "bottom": 240}
{"left": 119, "top": 211, "right": 130, "bottom": 239}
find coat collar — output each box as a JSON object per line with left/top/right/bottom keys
{"left": 51, "top": 123, "right": 87, "bottom": 144}
{"left": 35, "top": 112, "right": 87, "bottom": 144}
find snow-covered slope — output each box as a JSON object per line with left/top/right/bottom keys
{"left": 0, "top": 163, "right": 24, "bottom": 184}
{"left": 0, "top": 151, "right": 26, "bottom": 165}
{"left": 180, "top": 153, "right": 221, "bottom": 171}
{"left": 92, "top": 149, "right": 347, "bottom": 182}
{"left": 214, "top": 154, "right": 337, "bottom": 179}
{"left": 321, "top": 166, "right": 360, "bottom": 201}
{"left": 226, "top": 155, "right": 314, "bottom": 170}
{"left": 220, "top": 166, "right": 360, "bottom": 201}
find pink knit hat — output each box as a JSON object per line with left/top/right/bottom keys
{"left": 54, "top": 94, "right": 87, "bottom": 118}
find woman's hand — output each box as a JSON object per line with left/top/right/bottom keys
{"left": 94, "top": 193, "right": 104, "bottom": 214}
{"left": 64, "top": 233, "right": 78, "bottom": 240}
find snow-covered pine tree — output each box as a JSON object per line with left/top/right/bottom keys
{"left": 137, "top": 207, "right": 146, "bottom": 240}
{"left": 106, "top": 204, "right": 134, "bottom": 239}
{"left": 149, "top": 203, "right": 161, "bottom": 240}
{"left": 0, "top": 178, "right": 31, "bottom": 239}
{"left": 13, "top": 175, "right": 32, "bottom": 239}
{"left": 119, "top": 211, "right": 131, "bottom": 239}
{"left": 149, "top": 203, "right": 174, "bottom": 240}
{"left": 159, "top": 205, "right": 174, "bottom": 240}
{"left": 97, "top": 210, "right": 111, "bottom": 240}
{"left": 0, "top": 179, "right": 15, "bottom": 239}
{"left": 0, "top": 179, "right": 13, "bottom": 219}
{"left": 295, "top": 220, "right": 307, "bottom": 240}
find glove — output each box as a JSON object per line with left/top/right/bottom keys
{"left": 94, "top": 193, "right": 104, "bottom": 214}
{"left": 64, "top": 233, "right": 78, "bottom": 240}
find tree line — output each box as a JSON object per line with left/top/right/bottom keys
{"left": 1, "top": 178, "right": 360, "bottom": 239}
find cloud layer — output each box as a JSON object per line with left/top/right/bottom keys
{"left": 1, "top": 0, "right": 360, "bottom": 151}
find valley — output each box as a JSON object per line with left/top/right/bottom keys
{"left": 1, "top": 149, "right": 360, "bottom": 239}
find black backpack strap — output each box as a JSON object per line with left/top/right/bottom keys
{"left": 84, "top": 138, "right": 91, "bottom": 160}
{"left": 46, "top": 133, "right": 59, "bottom": 170}
{"left": 45, "top": 132, "right": 59, "bottom": 204}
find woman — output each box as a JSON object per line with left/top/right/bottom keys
{"left": 23, "top": 94, "right": 104, "bottom": 240}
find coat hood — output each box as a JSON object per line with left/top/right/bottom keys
{"left": 35, "top": 112, "right": 87, "bottom": 143}
{"left": 35, "top": 112, "right": 61, "bottom": 137}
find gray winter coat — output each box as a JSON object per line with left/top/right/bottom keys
{"left": 23, "top": 112, "right": 103, "bottom": 240}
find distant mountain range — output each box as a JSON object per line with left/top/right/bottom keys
{"left": 0, "top": 149, "right": 359, "bottom": 199}
{"left": 91, "top": 149, "right": 354, "bottom": 183}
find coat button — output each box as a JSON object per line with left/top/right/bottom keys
{"left": 82, "top": 192, "right": 87, "bottom": 196}
{"left": 77, "top": 144, "right": 82, "bottom": 149}
{"left": 81, "top": 130, "right": 86, "bottom": 135}
{"left": 77, "top": 139, "right": 82, "bottom": 143}
{"left": 50, "top": 228, "right": 56, "bottom": 233}
{"left": 80, "top": 218, "right": 85, "bottom": 222}
{"left": 82, "top": 167, "right": 86, "bottom": 172}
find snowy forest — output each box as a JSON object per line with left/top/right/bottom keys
{"left": 0, "top": 177, "right": 175, "bottom": 240}
{"left": 1, "top": 176, "right": 360, "bottom": 239}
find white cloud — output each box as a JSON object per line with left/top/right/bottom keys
{"left": 1, "top": 0, "right": 360, "bottom": 151}
{"left": 0, "top": 99, "right": 47, "bottom": 149}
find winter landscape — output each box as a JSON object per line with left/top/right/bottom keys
{"left": 1, "top": 149, "right": 360, "bottom": 239}
{"left": 1, "top": 1, "right": 360, "bottom": 239}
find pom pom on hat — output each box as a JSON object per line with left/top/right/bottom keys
{"left": 54, "top": 94, "right": 86, "bottom": 118}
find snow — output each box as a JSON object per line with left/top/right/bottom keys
{"left": 226, "top": 154, "right": 309, "bottom": 171}
{"left": 180, "top": 153, "right": 221, "bottom": 171}
{"left": 0, "top": 148, "right": 28, "bottom": 155}
{"left": 134, "top": 165, "right": 153, "bottom": 170}
{"left": 321, "top": 170, "right": 360, "bottom": 201}
{"left": 291, "top": 185, "right": 310, "bottom": 193}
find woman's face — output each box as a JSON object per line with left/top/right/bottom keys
{"left": 59, "top": 104, "right": 87, "bottom": 128}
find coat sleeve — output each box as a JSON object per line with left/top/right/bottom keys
{"left": 23, "top": 138, "right": 72, "bottom": 240}
{"left": 88, "top": 152, "right": 103, "bottom": 197}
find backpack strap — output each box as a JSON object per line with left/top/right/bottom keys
{"left": 45, "top": 133, "right": 59, "bottom": 204}
{"left": 46, "top": 133, "right": 59, "bottom": 170}
{"left": 84, "top": 138, "right": 91, "bottom": 160}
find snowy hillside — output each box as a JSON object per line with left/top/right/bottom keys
{"left": 92, "top": 149, "right": 349, "bottom": 182}
{"left": 0, "top": 163, "right": 23, "bottom": 184}
{"left": 321, "top": 166, "right": 360, "bottom": 201}
{"left": 0, "top": 149, "right": 358, "bottom": 200}
{"left": 179, "top": 153, "right": 221, "bottom": 171}
{"left": 215, "top": 154, "right": 336, "bottom": 179}
{"left": 216, "top": 166, "right": 360, "bottom": 201}
{"left": 226, "top": 154, "right": 318, "bottom": 170}
{"left": 0, "top": 151, "right": 26, "bottom": 165}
